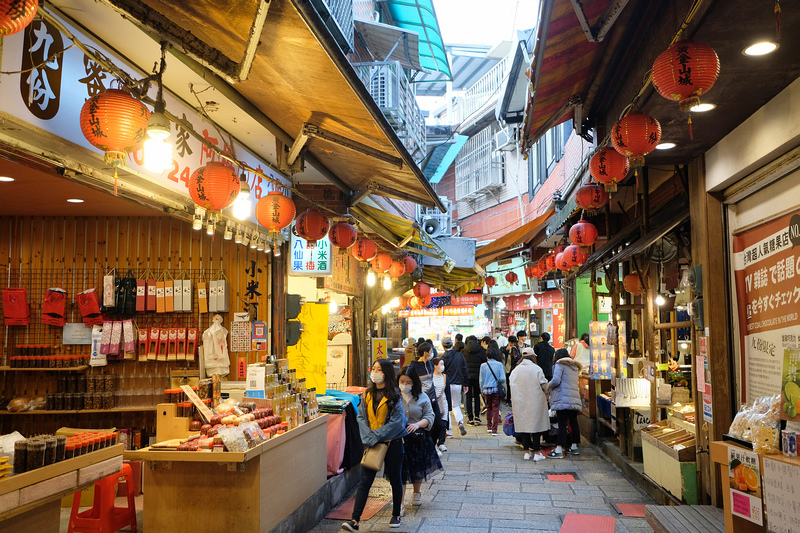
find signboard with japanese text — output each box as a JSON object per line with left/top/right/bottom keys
{"left": 289, "top": 222, "right": 332, "bottom": 276}
{"left": 450, "top": 291, "right": 482, "bottom": 306}
{"left": 398, "top": 306, "right": 476, "bottom": 318}
{"left": 732, "top": 210, "right": 800, "bottom": 405}
{"left": 323, "top": 250, "right": 364, "bottom": 296}
{"left": 728, "top": 446, "right": 763, "bottom": 525}
{"left": 762, "top": 457, "right": 800, "bottom": 533}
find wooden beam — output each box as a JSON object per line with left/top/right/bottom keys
{"left": 654, "top": 320, "right": 693, "bottom": 330}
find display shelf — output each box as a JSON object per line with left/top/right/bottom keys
{"left": 667, "top": 413, "right": 697, "bottom": 434}
{"left": 0, "top": 365, "right": 88, "bottom": 372}
{"left": 0, "top": 407, "right": 158, "bottom": 415}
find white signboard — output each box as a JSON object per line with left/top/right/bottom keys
{"left": 288, "top": 222, "right": 332, "bottom": 276}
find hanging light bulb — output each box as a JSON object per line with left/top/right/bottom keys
{"left": 257, "top": 233, "right": 266, "bottom": 251}
{"left": 367, "top": 271, "right": 376, "bottom": 286}
{"left": 655, "top": 294, "right": 666, "bottom": 306}
{"left": 329, "top": 299, "right": 337, "bottom": 313}
{"left": 232, "top": 172, "right": 252, "bottom": 220}
{"left": 264, "top": 237, "right": 272, "bottom": 254}
{"left": 273, "top": 241, "right": 281, "bottom": 256}
{"left": 144, "top": 45, "right": 172, "bottom": 173}
{"left": 250, "top": 233, "right": 259, "bottom": 249}
{"left": 234, "top": 225, "right": 244, "bottom": 244}
{"left": 679, "top": 340, "right": 689, "bottom": 350}
{"left": 383, "top": 275, "right": 392, "bottom": 290}
{"left": 206, "top": 214, "right": 217, "bottom": 236}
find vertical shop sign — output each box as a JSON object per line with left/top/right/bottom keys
{"left": 286, "top": 303, "right": 328, "bottom": 394}
{"left": 728, "top": 446, "right": 763, "bottom": 525}
{"left": 732, "top": 210, "right": 800, "bottom": 405}
{"left": 20, "top": 20, "right": 63, "bottom": 119}
{"left": 289, "top": 222, "right": 332, "bottom": 276}
{"left": 243, "top": 260, "right": 262, "bottom": 318}
{"left": 371, "top": 338, "right": 387, "bottom": 361}
{"left": 552, "top": 303, "right": 565, "bottom": 348}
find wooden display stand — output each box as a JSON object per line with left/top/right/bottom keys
{"left": 642, "top": 420, "right": 697, "bottom": 503}
{"left": 124, "top": 414, "right": 328, "bottom": 533}
{"left": 0, "top": 444, "right": 123, "bottom": 533}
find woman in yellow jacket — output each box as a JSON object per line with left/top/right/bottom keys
{"left": 342, "top": 358, "right": 408, "bottom": 531}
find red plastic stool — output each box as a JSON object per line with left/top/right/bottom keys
{"left": 68, "top": 462, "right": 137, "bottom": 533}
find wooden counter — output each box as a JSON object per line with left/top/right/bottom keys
{"left": 0, "top": 443, "right": 123, "bottom": 533}
{"left": 124, "top": 414, "right": 329, "bottom": 533}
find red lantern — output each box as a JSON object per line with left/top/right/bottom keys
{"left": 402, "top": 255, "right": 418, "bottom": 274}
{"left": 553, "top": 243, "right": 567, "bottom": 256}
{"left": 79, "top": 89, "right": 150, "bottom": 166}
{"left": 554, "top": 253, "right": 570, "bottom": 271}
{"left": 0, "top": 0, "right": 37, "bottom": 36}
{"left": 505, "top": 272, "right": 518, "bottom": 284}
{"left": 294, "top": 209, "right": 330, "bottom": 246}
{"left": 623, "top": 273, "right": 645, "bottom": 295}
{"left": 652, "top": 41, "right": 720, "bottom": 112}
{"left": 485, "top": 276, "right": 496, "bottom": 288}
{"left": 538, "top": 258, "right": 550, "bottom": 274}
{"left": 569, "top": 220, "right": 599, "bottom": 246}
{"left": 409, "top": 296, "right": 422, "bottom": 310}
{"left": 188, "top": 162, "right": 240, "bottom": 213}
{"left": 575, "top": 184, "right": 609, "bottom": 212}
{"left": 545, "top": 254, "right": 557, "bottom": 271}
{"left": 420, "top": 295, "right": 432, "bottom": 307}
{"left": 564, "top": 245, "right": 588, "bottom": 266}
{"left": 590, "top": 147, "right": 630, "bottom": 192}
{"left": 351, "top": 236, "right": 378, "bottom": 262}
{"left": 413, "top": 282, "right": 431, "bottom": 298}
{"left": 329, "top": 221, "right": 357, "bottom": 249}
{"left": 530, "top": 265, "right": 544, "bottom": 278}
{"left": 611, "top": 111, "right": 661, "bottom": 168}
{"left": 373, "top": 252, "right": 393, "bottom": 273}
{"left": 524, "top": 265, "right": 536, "bottom": 279}
{"left": 388, "top": 260, "right": 406, "bottom": 279}
{"left": 255, "top": 190, "right": 296, "bottom": 234}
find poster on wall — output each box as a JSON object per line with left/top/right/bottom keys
{"left": 728, "top": 446, "right": 763, "bottom": 525}
{"left": 588, "top": 321, "right": 627, "bottom": 379}
{"left": 732, "top": 210, "right": 800, "bottom": 406}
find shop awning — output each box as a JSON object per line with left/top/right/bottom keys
{"left": 604, "top": 210, "right": 689, "bottom": 265}
{"left": 475, "top": 208, "right": 555, "bottom": 267}
{"left": 382, "top": 0, "right": 451, "bottom": 79}
{"left": 350, "top": 204, "right": 438, "bottom": 257}
{"left": 353, "top": 19, "right": 423, "bottom": 71}
{"left": 424, "top": 135, "right": 468, "bottom": 184}
{"left": 421, "top": 267, "right": 483, "bottom": 296}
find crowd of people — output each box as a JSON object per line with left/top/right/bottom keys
{"left": 343, "top": 329, "right": 587, "bottom": 530}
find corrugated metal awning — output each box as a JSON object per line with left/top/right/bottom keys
{"left": 354, "top": 19, "right": 423, "bottom": 71}
{"left": 475, "top": 208, "right": 554, "bottom": 267}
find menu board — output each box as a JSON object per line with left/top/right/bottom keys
{"left": 762, "top": 457, "right": 800, "bottom": 532}
{"left": 588, "top": 321, "right": 627, "bottom": 380}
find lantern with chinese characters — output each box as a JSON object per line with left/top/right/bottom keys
{"left": 351, "top": 236, "right": 378, "bottom": 262}
{"left": 623, "top": 273, "right": 645, "bottom": 295}
{"left": 553, "top": 243, "right": 567, "bottom": 256}
{"left": 485, "top": 276, "right": 496, "bottom": 288}
{"left": 575, "top": 184, "right": 609, "bottom": 212}
{"left": 538, "top": 258, "right": 550, "bottom": 274}
{"left": 564, "top": 244, "right": 588, "bottom": 266}
{"left": 79, "top": 89, "right": 150, "bottom": 167}
{"left": 590, "top": 147, "right": 629, "bottom": 192}
{"left": 524, "top": 264, "right": 536, "bottom": 279}
{"left": 530, "top": 265, "right": 544, "bottom": 278}
{"left": 611, "top": 111, "right": 661, "bottom": 168}
{"left": 652, "top": 41, "right": 720, "bottom": 112}
{"left": 402, "top": 255, "right": 418, "bottom": 274}
{"left": 255, "top": 190, "right": 296, "bottom": 237}
{"left": 294, "top": 209, "right": 330, "bottom": 246}
{"left": 505, "top": 272, "right": 518, "bottom": 284}
{"left": 329, "top": 221, "right": 357, "bottom": 249}
{"left": 372, "top": 252, "right": 392, "bottom": 273}
{"left": 555, "top": 253, "right": 572, "bottom": 271}
{"left": 409, "top": 296, "right": 422, "bottom": 310}
{"left": 388, "top": 260, "right": 406, "bottom": 279}
{"left": 420, "top": 294, "right": 432, "bottom": 307}
{"left": 413, "top": 282, "right": 431, "bottom": 298}
{"left": 545, "top": 254, "right": 557, "bottom": 271}
{"left": 0, "top": 0, "right": 37, "bottom": 36}
{"left": 569, "top": 220, "right": 599, "bottom": 247}
{"left": 188, "top": 162, "right": 240, "bottom": 213}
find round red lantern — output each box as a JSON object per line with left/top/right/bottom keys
{"left": 256, "top": 190, "right": 296, "bottom": 235}
{"left": 485, "top": 276, "right": 496, "bottom": 288}
{"left": 564, "top": 244, "right": 588, "bottom": 266}
{"left": 409, "top": 296, "right": 422, "bottom": 310}
{"left": 569, "top": 220, "right": 599, "bottom": 246}
{"left": 505, "top": 272, "right": 518, "bottom": 284}
{"left": 413, "top": 282, "right": 431, "bottom": 298}
{"left": 623, "top": 273, "right": 645, "bottom": 295}
{"left": 545, "top": 254, "right": 557, "bottom": 271}
{"left": 530, "top": 265, "right": 544, "bottom": 278}
{"left": 188, "top": 162, "right": 240, "bottom": 213}
{"left": 575, "top": 184, "right": 609, "bottom": 212}
{"left": 329, "top": 221, "right": 358, "bottom": 249}
{"left": 371, "top": 252, "right": 391, "bottom": 273}
{"left": 538, "top": 258, "right": 549, "bottom": 274}
{"left": 402, "top": 255, "right": 418, "bottom": 274}
{"left": 351, "top": 236, "right": 378, "bottom": 262}
{"left": 524, "top": 265, "right": 535, "bottom": 279}
{"left": 652, "top": 41, "right": 720, "bottom": 112}
{"left": 388, "top": 260, "right": 406, "bottom": 279}
{"left": 555, "top": 253, "right": 572, "bottom": 271}
{"left": 553, "top": 243, "right": 567, "bottom": 256}
{"left": 590, "top": 147, "right": 630, "bottom": 192}
{"left": 80, "top": 89, "right": 150, "bottom": 166}
{"left": 420, "top": 294, "right": 432, "bottom": 307}
{"left": 295, "top": 209, "right": 330, "bottom": 245}
{"left": 0, "top": 0, "right": 37, "bottom": 36}
{"left": 611, "top": 111, "right": 661, "bottom": 168}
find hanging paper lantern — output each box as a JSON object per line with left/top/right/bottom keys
{"left": 545, "top": 254, "right": 557, "bottom": 271}
{"left": 188, "top": 162, "right": 240, "bottom": 213}
{"left": 564, "top": 244, "right": 588, "bottom": 266}
{"left": 351, "top": 236, "right": 378, "bottom": 262}
{"left": 329, "top": 221, "right": 358, "bottom": 249}
{"left": 402, "top": 255, "right": 418, "bottom": 274}
{"left": 409, "top": 296, "right": 422, "bottom": 310}
{"left": 538, "top": 258, "right": 550, "bottom": 274}
{"left": 652, "top": 41, "right": 720, "bottom": 112}
{"left": 530, "top": 265, "right": 544, "bottom": 278}
{"left": 294, "top": 209, "right": 330, "bottom": 246}
{"left": 553, "top": 243, "right": 567, "bottom": 256}
{"left": 388, "top": 260, "right": 406, "bottom": 279}
{"left": 590, "top": 147, "right": 630, "bottom": 192}
{"left": 524, "top": 264, "right": 536, "bottom": 279}
{"left": 0, "top": 0, "right": 37, "bottom": 36}
{"left": 255, "top": 190, "right": 296, "bottom": 235}
{"left": 505, "top": 272, "right": 518, "bottom": 284}
{"left": 420, "top": 294, "right": 432, "bottom": 307}
{"left": 413, "top": 282, "right": 431, "bottom": 298}
{"left": 611, "top": 111, "right": 661, "bottom": 168}
{"left": 575, "top": 184, "right": 609, "bottom": 212}
{"left": 555, "top": 253, "right": 572, "bottom": 271}
{"left": 569, "top": 220, "right": 599, "bottom": 246}
{"left": 372, "top": 252, "right": 392, "bottom": 273}
{"left": 79, "top": 89, "right": 150, "bottom": 167}
{"left": 485, "top": 276, "right": 496, "bottom": 288}
{"left": 623, "top": 273, "right": 645, "bottom": 295}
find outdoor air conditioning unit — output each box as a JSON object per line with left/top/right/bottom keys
{"left": 495, "top": 126, "right": 517, "bottom": 152}
{"left": 417, "top": 197, "right": 452, "bottom": 238}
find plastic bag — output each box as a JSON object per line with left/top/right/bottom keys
{"left": 7, "top": 397, "right": 31, "bottom": 412}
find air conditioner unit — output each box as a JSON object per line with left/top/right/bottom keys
{"left": 495, "top": 127, "right": 517, "bottom": 152}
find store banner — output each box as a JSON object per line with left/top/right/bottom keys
{"left": 451, "top": 292, "right": 482, "bottom": 306}
{"left": 732, "top": 210, "right": 800, "bottom": 405}
{"left": 552, "top": 303, "right": 565, "bottom": 348}
{"left": 371, "top": 338, "right": 387, "bottom": 361}
{"left": 398, "top": 306, "right": 475, "bottom": 318}
{"left": 323, "top": 251, "right": 364, "bottom": 296}
{"left": 286, "top": 303, "right": 328, "bottom": 394}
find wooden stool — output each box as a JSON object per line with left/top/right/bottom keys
{"left": 68, "top": 462, "right": 137, "bottom": 533}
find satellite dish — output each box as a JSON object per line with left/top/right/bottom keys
{"left": 650, "top": 236, "right": 677, "bottom": 263}
{"left": 422, "top": 218, "right": 441, "bottom": 237}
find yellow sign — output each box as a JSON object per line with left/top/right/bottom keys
{"left": 286, "top": 303, "right": 329, "bottom": 394}
{"left": 372, "top": 338, "right": 388, "bottom": 361}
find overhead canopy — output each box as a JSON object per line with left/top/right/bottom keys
{"left": 350, "top": 204, "right": 437, "bottom": 257}
{"left": 424, "top": 135, "right": 468, "bottom": 184}
{"left": 421, "top": 267, "right": 483, "bottom": 296}
{"left": 475, "top": 208, "right": 555, "bottom": 267}
{"left": 414, "top": 44, "right": 496, "bottom": 96}
{"left": 382, "top": 0, "right": 451, "bottom": 79}
{"left": 353, "top": 19, "right": 422, "bottom": 71}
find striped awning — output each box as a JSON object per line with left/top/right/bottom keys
{"left": 475, "top": 208, "right": 554, "bottom": 267}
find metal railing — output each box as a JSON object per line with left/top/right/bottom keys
{"left": 451, "top": 56, "right": 510, "bottom": 125}
{"left": 311, "top": 0, "right": 355, "bottom": 52}
{"left": 455, "top": 126, "right": 504, "bottom": 200}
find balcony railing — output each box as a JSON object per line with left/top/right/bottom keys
{"left": 455, "top": 126, "right": 504, "bottom": 201}
{"left": 451, "top": 55, "right": 510, "bottom": 125}
{"left": 354, "top": 61, "right": 427, "bottom": 160}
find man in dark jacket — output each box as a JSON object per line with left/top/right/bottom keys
{"left": 442, "top": 336, "right": 469, "bottom": 436}
{"left": 534, "top": 332, "right": 555, "bottom": 380}
{"left": 453, "top": 333, "right": 465, "bottom": 354}
{"left": 462, "top": 335, "right": 486, "bottom": 425}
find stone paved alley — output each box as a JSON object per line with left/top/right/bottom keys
{"left": 310, "top": 410, "right": 656, "bottom": 533}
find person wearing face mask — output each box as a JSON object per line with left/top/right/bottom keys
{"left": 397, "top": 366, "right": 441, "bottom": 508}
{"left": 342, "top": 359, "right": 407, "bottom": 531}
{"left": 495, "top": 327, "right": 508, "bottom": 350}
{"left": 409, "top": 343, "right": 443, "bottom": 450}
{"left": 430, "top": 357, "right": 449, "bottom": 453}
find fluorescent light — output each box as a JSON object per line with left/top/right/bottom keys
{"left": 656, "top": 143, "right": 676, "bottom": 150}
{"left": 743, "top": 42, "right": 778, "bottom": 56}
{"left": 690, "top": 103, "right": 715, "bottom": 113}
{"left": 66, "top": 198, "right": 84, "bottom": 203}
{"left": 0, "top": 176, "right": 14, "bottom": 182}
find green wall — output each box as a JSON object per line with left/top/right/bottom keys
{"left": 575, "top": 274, "right": 609, "bottom": 340}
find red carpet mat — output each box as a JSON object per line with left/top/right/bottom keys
{"left": 614, "top": 503, "right": 647, "bottom": 517}
{"left": 559, "top": 513, "right": 616, "bottom": 533}
{"left": 325, "top": 496, "right": 390, "bottom": 520}
{"left": 547, "top": 474, "right": 575, "bottom": 482}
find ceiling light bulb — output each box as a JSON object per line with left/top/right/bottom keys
{"left": 680, "top": 341, "right": 689, "bottom": 350}
{"left": 206, "top": 220, "right": 216, "bottom": 236}
{"left": 329, "top": 300, "right": 337, "bottom": 313}
{"left": 234, "top": 227, "right": 243, "bottom": 244}
{"left": 0, "top": 176, "right": 14, "bottom": 182}
{"left": 144, "top": 136, "right": 172, "bottom": 173}
{"left": 66, "top": 198, "right": 84, "bottom": 203}
{"left": 242, "top": 231, "right": 250, "bottom": 247}
{"left": 367, "top": 271, "right": 376, "bottom": 287}
{"left": 193, "top": 207, "right": 206, "bottom": 231}
{"left": 690, "top": 103, "right": 715, "bottom": 113}
{"left": 257, "top": 233, "right": 266, "bottom": 251}
{"left": 655, "top": 294, "right": 666, "bottom": 306}
{"left": 390, "top": 298, "right": 400, "bottom": 308}
{"left": 232, "top": 174, "right": 252, "bottom": 220}
{"left": 264, "top": 237, "right": 272, "bottom": 253}
{"left": 383, "top": 275, "right": 392, "bottom": 290}
{"left": 743, "top": 41, "right": 778, "bottom": 56}
{"left": 274, "top": 243, "right": 281, "bottom": 256}
{"left": 655, "top": 142, "right": 676, "bottom": 150}
{"left": 250, "top": 234, "right": 259, "bottom": 249}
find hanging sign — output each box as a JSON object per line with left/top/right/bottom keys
{"left": 323, "top": 251, "right": 364, "bottom": 296}
{"left": 371, "top": 338, "right": 387, "bottom": 361}
{"left": 289, "top": 222, "right": 332, "bottom": 276}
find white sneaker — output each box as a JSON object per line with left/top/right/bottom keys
{"left": 446, "top": 430, "right": 453, "bottom": 437}
{"left": 412, "top": 492, "right": 422, "bottom": 506}
{"left": 487, "top": 428, "right": 493, "bottom": 433}
{"left": 399, "top": 505, "right": 405, "bottom": 517}
{"left": 438, "top": 444, "right": 448, "bottom": 452}
{"left": 523, "top": 452, "right": 531, "bottom": 461}
{"left": 534, "top": 453, "right": 546, "bottom": 462}
{"left": 436, "top": 448, "right": 443, "bottom": 457}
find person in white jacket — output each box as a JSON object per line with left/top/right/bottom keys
{"left": 509, "top": 350, "right": 550, "bottom": 461}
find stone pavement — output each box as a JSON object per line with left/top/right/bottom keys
{"left": 309, "top": 406, "right": 655, "bottom": 533}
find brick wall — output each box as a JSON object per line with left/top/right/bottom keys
{"left": 294, "top": 184, "right": 351, "bottom": 215}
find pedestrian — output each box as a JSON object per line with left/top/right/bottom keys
{"left": 479, "top": 347, "right": 506, "bottom": 435}
{"left": 495, "top": 327, "right": 508, "bottom": 350}
{"left": 570, "top": 333, "right": 591, "bottom": 368}
{"left": 517, "top": 329, "right": 528, "bottom": 348}
{"left": 409, "top": 343, "right": 444, "bottom": 452}
{"left": 441, "top": 336, "right": 469, "bottom": 436}
{"left": 504, "top": 335, "right": 521, "bottom": 405}
{"left": 398, "top": 365, "right": 442, "bottom": 508}
{"left": 426, "top": 338, "right": 438, "bottom": 358}
{"left": 342, "top": 359, "right": 407, "bottom": 531}
{"left": 402, "top": 337, "right": 416, "bottom": 368}
{"left": 462, "top": 335, "right": 486, "bottom": 426}
{"left": 534, "top": 332, "right": 555, "bottom": 380}
{"left": 479, "top": 336, "right": 493, "bottom": 416}
{"left": 510, "top": 348, "right": 550, "bottom": 461}
{"left": 430, "top": 356, "right": 449, "bottom": 453}
{"left": 547, "top": 348, "right": 583, "bottom": 458}
{"left": 453, "top": 333, "right": 465, "bottom": 354}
